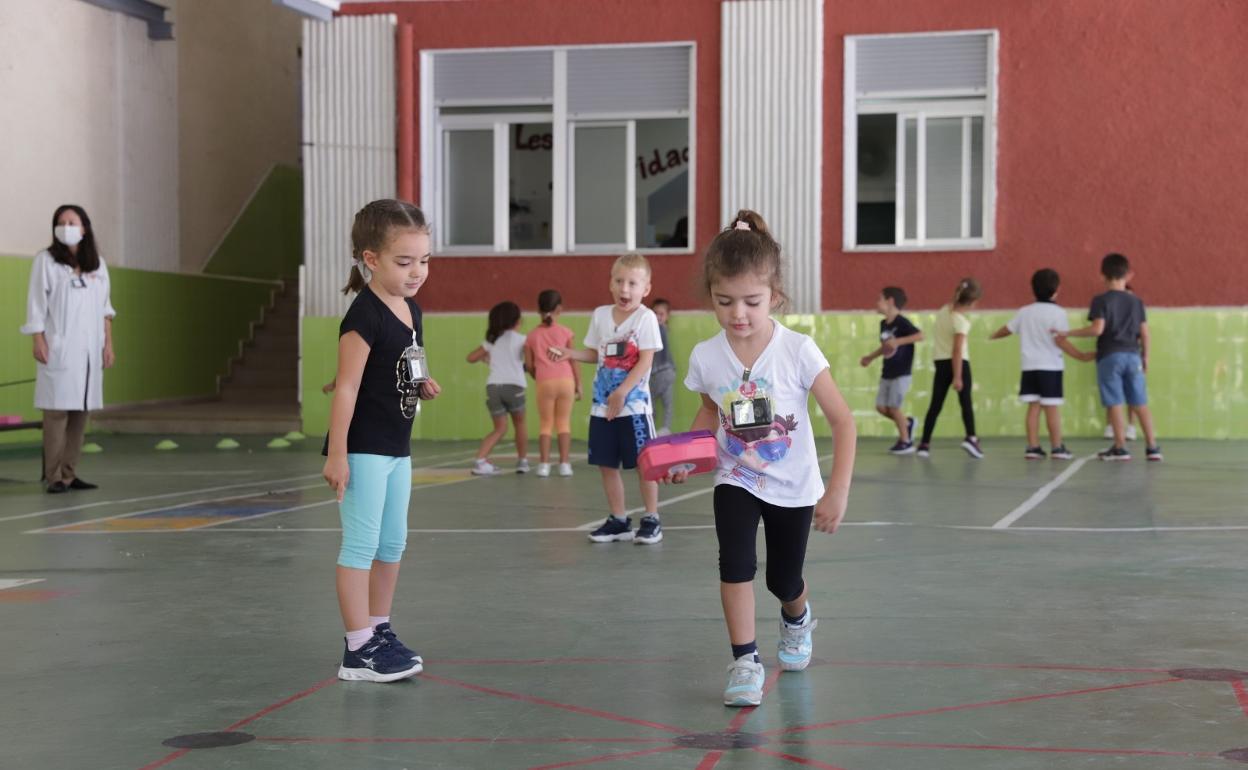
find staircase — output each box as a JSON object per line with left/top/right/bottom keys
{"left": 91, "top": 286, "right": 302, "bottom": 435}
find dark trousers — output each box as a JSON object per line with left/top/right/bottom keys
{"left": 714, "top": 485, "right": 813, "bottom": 602}
{"left": 920, "top": 360, "right": 976, "bottom": 444}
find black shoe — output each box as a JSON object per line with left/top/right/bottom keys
{"left": 68, "top": 478, "right": 98, "bottom": 491}
{"left": 338, "top": 633, "right": 422, "bottom": 682}
{"left": 1145, "top": 445, "right": 1163, "bottom": 462}
{"left": 1050, "top": 445, "right": 1073, "bottom": 460}
{"left": 375, "top": 622, "right": 422, "bottom": 663}
{"left": 889, "top": 440, "right": 916, "bottom": 455}
{"left": 1098, "top": 446, "right": 1131, "bottom": 461}
{"left": 588, "top": 516, "right": 633, "bottom": 543}
{"left": 1024, "top": 446, "right": 1046, "bottom": 460}
{"left": 960, "top": 437, "right": 985, "bottom": 459}
{"left": 46, "top": 481, "right": 69, "bottom": 494}
{"left": 635, "top": 515, "right": 663, "bottom": 545}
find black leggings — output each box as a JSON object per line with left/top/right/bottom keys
{"left": 714, "top": 485, "right": 813, "bottom": 603}
{"left": 920, "top": 359, "right": 976, "bottom": 444}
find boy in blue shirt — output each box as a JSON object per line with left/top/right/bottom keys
{"left": 860, "top": 287, "right": 924, "bottom": 454}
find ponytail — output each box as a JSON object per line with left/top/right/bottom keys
{"left": 952, "top": 277, "right": 982, "bottom": 306}
{"left": 341, "top": 261, "right": 368, "bottom": 295}
{"left": 536, "top": 289, "right": 562, "bottom": 327}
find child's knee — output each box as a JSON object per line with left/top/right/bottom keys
{"left": 766, "top": 571, "right": 804, "bottom": 603}
{"left": 719, "top": 557, "right": 757, "bottom": 584}
{"left": 875, "top": 404, "right": 891, "bottom": 417}
{"left": 337, "top": 538, "right": 379, "bottom": 570}
{"left": 374, "top": 536, "right": 407, "bottom": 564}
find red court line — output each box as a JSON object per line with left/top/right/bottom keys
{"left": 134, "top": 677, "right": 337, "bottom": 770}
{"left": 765, "top": 676, "right": 1184, "bottom": 736}
{"left": 422, "top": 673, "right": 688, "bottom": 734}
{"left": 1233, "top": 679, "right": 1248, "bottom": 719}
{"left": 693, "top": 751, "right": 724, "bottom": 769}
{"left": 259, "top": 736, "right": 668, "bottom": 745}
{"left": 774, "top": 738, "right": 1218, "bottom": 758}
{"left": 695, "top": 667, "right": 784, "bottom": 770}
{"left": 750, "top": 747, "right": 848, "bottom": 769}
{"left": 809, "top": 658, "right": 1171, "bottom": 675}
{"left": 525, "top": 745, "right": 684, "bottom": 769}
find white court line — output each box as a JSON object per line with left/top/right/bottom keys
{"left": 0, "top": 578, "right": 46, "bottom": 590}
{"left": 991, "top": 455, "right": 1093, "bottom": 529}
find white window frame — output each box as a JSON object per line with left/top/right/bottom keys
{"left": 421, "top": 42, "right": 696, "bottom": 257}
{"left": 843, "top": 30, "right": 999, "bottom": 252}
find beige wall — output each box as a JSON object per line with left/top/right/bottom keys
{"left": 0, "top": 0, "right": 179, "bottom": 271}
{"left": 176, "top": 0, "right": 301, "bottom": 272}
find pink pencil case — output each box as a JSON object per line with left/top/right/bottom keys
{"left": 638, "top": 430, "right": 719, "bottom": 481}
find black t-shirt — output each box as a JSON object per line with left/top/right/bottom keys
{"left": 322, "top": 288, "right": 424, "bottom": 457}
{"left": 880, "top": 314, "right": 920, "bottom": 379}
{"left": 1088, "top": 290, "right": 1145, "bottom": 360}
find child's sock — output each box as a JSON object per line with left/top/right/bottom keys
{"left": 643, "top": 511, "right": 660, "bottom": 520}
{"left": 369, "top": 615, "right": 390, "bottom": 629}
{"left": 345, "top": 627, "right": 375, "bottom": 651}
{"left": 611, "top": 514, "right": 628, "bottom": 523}
{"left": 782, "top": 603, "right": 810, "bottom": 628}
{"left": 731, "top": 640, "right": 760, "bottom": 663}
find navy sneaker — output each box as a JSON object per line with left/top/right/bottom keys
{"left": 635, "top": 515, "right": 663, "bottom": 545}
{"left": 1050, "top": 445, "right": 1073, "bottom": 460}
{"left": 588, "top": 516, "right": 634, "bottom": 543}
{"left": 906, "top": 416, "right": 916, "bottom": 443}
{"left": 338, "top": 633, "right": 422, "bottom": 682}
{"left": 1146, "top": 445, "right": 1163, "bottom": 462}
{"left": 961, "top": 437, "right": 985, "bottom": 459}
{"left": 1098, "top": 446, "right": 1131, "bottom": 462}
{"left": 375, "top": 622, "right": 423, "bottom": 663}
{"left": 888, "top": 440, "right": 916, "bottom": 455}
{"left": 1024, "top": 446, "right": 1046, "bottom": 460}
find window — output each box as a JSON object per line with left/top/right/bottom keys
{"left": 423, "top": 44, "right": 694, "bottom": 255}
{"left": 844, "top": 31, "right": 998, "bottom": 250}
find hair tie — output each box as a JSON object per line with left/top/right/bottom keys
{"left": 734, "top": 220, "right": 751, "bottom": 231}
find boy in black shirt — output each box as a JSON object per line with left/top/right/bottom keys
{"left": 861, "top": 287, "right": 924, "bottom": 454}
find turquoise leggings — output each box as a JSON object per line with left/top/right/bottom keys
{"left": 337, "top": 453, "right": 412, "bottom": 570}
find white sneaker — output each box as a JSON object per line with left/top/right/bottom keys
{"left": 471, "top": 459, "right": 501, "bottom": 476}
{"left": 1125, "top": 424, "right": 1137, "bottom": 441}
{"left": 516, "top": 458, "right": 530, "bottom": 474}
{"left": 723, "top": 657, "right": 765, "bottom": 706}
{"left": 535, "top": 462, "right": 551, "bottom": 477}
{"left": 1102, "top": 424, "right": 1115, "bottom": 439}
{"left": 557, "top": 463, "right": 574, "bottom": 477}
{"left": 777, "top": 610, "right": 817, "bottom": 672}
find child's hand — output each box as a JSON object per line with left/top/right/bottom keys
{"left": 1080, "top": 351, "right": 1097, "bottom": 363}
{"left": 418, "top": 378, "right": 441, "bottom": 400}
{"left": 881, "top": 338, "right": 898, "bottom": 354}
{"left": 1050, "top": 329, "right": 1068, "bottom": 339}
{"left": 605, "top": 389, "right": 626, "bottom": 420}
{"left": 323, "top": 456, "right": 350, "bottom": 503}
{"left": 574, "top": 385, "right": 583, "bottom": 401}
{"left": 547, "top": 346, "right": 566, "bottom": 362}
{"left": 953, "top": 376, "right": 964, "bottom": 392}
{"left": 661, "top": 468, "right": 690, "bottom": 485}
{"left": 859, "top": 355, "right": 872, "bottom": 368}
{"left": 814, "top": 487, "right": 848, "bottom": 533}
{"left": 1141, "top": 356, "right": 1148, "bottom": 374}
{"left": 321, "top": 379, "right": 337, "bottom": 395}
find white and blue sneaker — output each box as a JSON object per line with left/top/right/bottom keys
{"left": 338, "top": 633, "right": 422, "bottom": 682}
{"left": 375, "top": 622, "right": 423, "bottom": 664}
{"left": 634, "top": 515, "right": 663, "bottom": 544}
{"left": 723, "top": 657, "right": 765, "bottom": 706}
{"left": 777, "top": 611, "right": 817, "bottom": 672}
{"left": 588, "top": 516, "right": 633, "bottom": 543}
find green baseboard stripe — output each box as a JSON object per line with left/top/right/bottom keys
{"left": 302, "top": 308, "right": 1248, "bottom": 442}
{"left": 202, "top": 165, "right": 302, "bottom": 282}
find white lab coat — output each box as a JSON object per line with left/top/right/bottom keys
{"left": 21, "top": 250, "right": 117, "bottom": 411}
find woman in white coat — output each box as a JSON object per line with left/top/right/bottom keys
{"left": 21, "top": 204, "right": 116, "bottom": 494}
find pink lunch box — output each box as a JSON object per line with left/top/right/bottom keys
{"left": 638, "top": 430, "right": 719, "bottom": 481}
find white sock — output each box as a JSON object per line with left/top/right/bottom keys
{"left": 369, "top": 615, "right": 390, "bottom": 629}
{"left": 643, "top": 511, "right": 660, "bottom": 520}
{"left": 345, "top": 626, "right": 374, "bottom": 651}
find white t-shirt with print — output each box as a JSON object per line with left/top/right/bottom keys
{"left": 483, "top": 329, "right": 527, "bottom": 387}
{"left": 584, "top": 304, "right": 663, "bottom": 418}
{"left": 684, "top": 321, "right": 830, "bottom": 508}
{"left": 1007, "top": 302, "right": 1069, "bottom": 371}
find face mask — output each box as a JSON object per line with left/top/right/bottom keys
{"left": 54, "top": 225, "right": 84, "bottom": 247}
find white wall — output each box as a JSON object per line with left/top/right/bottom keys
{"left": 0, "top": 0, "right": 179, "bottom": 271}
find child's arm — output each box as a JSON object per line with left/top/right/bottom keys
{"left": 1055, "top": 336, "right": 1095, "bottom": 362}
{"left": 951, "top": 334, "right": 967, "bottom": 391}
{"left": 605, "top": 349, "right": 654, "bottom": 419}
{"left": 323, "top": 332, "right": 369, "bottom": 502}
{"left": 1061, "top": 318, "right": 1104, "bottom": 338}
{"left": 466, "top": 345, "right": 489, "bottom": 364}
{"left": 988, "top": 325, "right": 1012, "bottom": 340}
{"left": 1139, "top": 321, "right": 1150, "bottom": 373}
{"left": 550, "top": 346, "right": 598, "bottom": 364}
{"left": 859, "top": 345, "right": 885, "bottom": 367}
{"left": 810, "top": 369, "right": 857, "bottom": 533}
{"left": 571, "top": 348, "right": 583, "bottom": 399}
{"left": 523, "top": 344, "right": 536, "bottom": 378}
{"left": 887, "top": 331, "right": 924, "bottom": 348}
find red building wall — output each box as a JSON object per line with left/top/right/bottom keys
{"left": 823, "top": 0, "right": 1248, "bottom": 310}
{"left": 344, "top": 0, "right": 723, "bottom": 312}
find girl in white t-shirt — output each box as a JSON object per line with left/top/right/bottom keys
{"left": 467, "top": 301, "right": 529, "bottom": 475}
{"left": 667, "top": 209, "right": 857, "bottom": 707}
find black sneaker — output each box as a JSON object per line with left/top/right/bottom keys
{"left": 46, "top": 481, "right": 69, "bottom": 494}
{"left": 635, "top": 515, "right": 663, "bottom": 545}
{"left": 1024, "top": 446, "right": 1046, "bottom": 460}
{"left": 68, "top": 478, "right": 98, "bottom": 490}
{"left": 906, "top": 416, "right": 916, "bottom": 443}
{"left": 961, "top": 437, "right": 985, "bottom": 459}
{"left": 338, "top": 633, "right": 421, "bottom": 682}
{"left": 889, "top": 440, "right": 916, "bottom": 455}
{"left": 588, "top": 516, "right": 634, "bottom": 543}
{"left": 1098, "top": 446, "right": 1131, "bottom": 462}
{"left": 916, "top": 443, "right": 931, "bottom": 458}
{"left": 375, "top": 622, "right": 422, "bottom": 663}
{"left": 1050, "top": 445, "right": 1073, "bottom": 460}
{"left": 1145, "top": 445, "right": 1163, "bottom": 462}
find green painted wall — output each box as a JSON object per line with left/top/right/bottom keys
{"left": 1, "top": 255, "right": 278, "bottom": 444}
{"left": 202, "top": 165, "right": 302, "bottom": 282}
{"left": 302, "top": 307, "right": 1248, "bottom": 443}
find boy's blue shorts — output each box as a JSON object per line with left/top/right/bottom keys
{"left": 588, "top": 414, "right": 655, "bottom": 470}
{"left": 1096, "top": 352, "right": 1148, "bottom": 408}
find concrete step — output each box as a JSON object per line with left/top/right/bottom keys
{"left": 223, "top": 366, "right": 297, "bottom": 388}
{"left": 91, "top": 400, "right": 301, "bottom": 435}
{"left": 219, "top": 385, "right": 298, "bottom": 403}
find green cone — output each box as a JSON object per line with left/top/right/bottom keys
{"left": 216, "top": 438, "right": 241, "bottom": 450}
{"left": 154, "top": 439, "right": 179, "bottom": 451}
{"left": 283, "top": 430, "right": 307, "bottom": 441}
{"left": 82, "top": 442, "right": 104, "bottom": 454}
{"left": 267, "top": 438, "right": 292, "bottom": 449}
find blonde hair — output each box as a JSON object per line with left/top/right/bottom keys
{"left": 611, "top": 252, "right": 652, "bottom": 278}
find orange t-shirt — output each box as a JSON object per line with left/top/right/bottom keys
{"left": 524, "top": 322, "right": 577, "bottom": 381}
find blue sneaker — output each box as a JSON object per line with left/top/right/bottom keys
{"left": 338, "top": 633, "right": 422, "bottom": 682}
{"left": 723, "top": 657, "right": 765, "bottom": 706}
{"left": 375, "top": 622, "right": 423, "bottom": 664}
{"left": 634, "top": 515, "right": 663, "bottom": 545}
{"left": 777, "top": 612, "right": 817, "bottom": 672}
{"left": 588, "top": 516, "right": 633, "bottom": 543}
